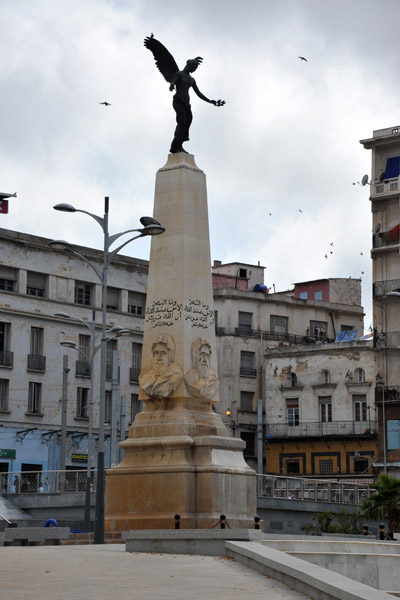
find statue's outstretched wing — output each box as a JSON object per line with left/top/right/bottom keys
{"left": 144, "top": 35, "right": 179, "bottom": 84}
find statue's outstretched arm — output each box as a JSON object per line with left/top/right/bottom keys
{"left": 192, "top": 81, "right": 225, "bottom": 107}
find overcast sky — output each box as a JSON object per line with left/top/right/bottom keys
{"left": 1, "top": 0, "right": 399, "bottom": 332}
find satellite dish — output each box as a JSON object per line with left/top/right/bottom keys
{"left": 361, "top": 174, "right": 369, "bottom": 186}
{"left": 379, "top": 172, "right": 386, "bottom": 183}
{"left": 375, "top": 222, "right": 381, "bottom": 233}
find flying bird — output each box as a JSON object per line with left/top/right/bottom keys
{"left": 330, "top": 242, "right": 334, "bottom": 246}
{"left": 298, "top": 56, "right": 308, "bottom": 62}
{"left": 298, "top": 209, "right": 302, "bottom": 213}
{"left": 324, "top": 254, "right": 328, "bottom": 259}
{"left": 99, "top": 102, "right": 112, "bottom": 106}
{"left": 360, "top": 252, "right": 363, "bottom": 256}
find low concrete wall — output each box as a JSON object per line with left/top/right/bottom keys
{"left": 0, "top": 526, "right": 70, "bottom": 546}
{"left": 226, "top": 540, "right": 395, "bottom": 600}
{"left": 124, "top": 529, "right": 265, "bottom": 556}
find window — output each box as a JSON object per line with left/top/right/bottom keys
{"left": 105, "top": 390, "right": 112, "bottom": 422}
{"left": 286, "top": 459, "right": 300, "bottom": 474}
{"left": 74, "top": 281, "right": 92, "bottom": 306}
{"left": 354, "top": 394, "right": 367, "bottom": 422}
{"left": 321, "top": 370, "right": 330, "bottom": 384}
{"left": 30, "top": 327, "right": 43, "bottom": 355}
{"left": 26, "top": 271, "right": 47, "bottom": 297}
{"left": 106, "top": 287, "right": 120, "bottom": 311}
{"left": 310, "top": 320, "right": 328, "bottom": 341}
{"left": 240, "top": 432, "right": 255, "bottom": 457}
{"left": 319, "top": 459, "right": 333, "bottom": 474}
{"left": 290, "top": 372, "right": 297, "bottom": 387}
{"left": 128, "top": 291, "right": 146, "bottom": 316}
{"left": 238, "top": 311, "right": 252, "bottom": 333}
{"left": 28, "top": 382, "right": 42, "bottom": 414}
{"left": 240, "top": 351, "right": 256, "bottom": 376}
{"left": 240, "top": 391, "right": 254, "bottom": 412}
{"left": 0, "top": 323, "right": 12, "bottom": 367}
{"left": 270, "top": 315, "right": 288, "bottom": 334}
{"left": 387, "top": 420, "right": 400, "bottom": 450}
{"left": 28, "top": 327, "right": 45, "bottom": 371}
{"left": 341, "top": 325, "right": 354, "bottom": 332}
{"left": 76, "top": 335, "right": 91, "bottom": 377}
{"left": 0, "top": 379, "right": 9, "bottom": 411}
{"left": 106, "top": 339, "right": 118, "bottom": 380}
{"left": 130, "top": 393, "right": 144, "bottom": 422}
{"left": 287, "top": 399, "right": 299, "bottom": 426}
{"left": 238, "top": 268, "right": 247, "bottom": 278}
{"left": 130, "top": 343, "right": 142, "bottom": 382}
{"left": 76, "top": 388, "right": 89, "bottom": 418}
{"left": 320, "top": 397, "right": 332, "bottom": 422}
{"left": 355, "top": 368, "right": 365, "bottom": 383}
{"left": 299, "top": 291, "right": 308, "bottom": 300}
{"left": 354, "top": 457, "right": 369, "bottom": 473}
{"left": 0, "top": 266, "right": 16, "bottom": 292}
{"left": 314, "top": 291, "right": 322, "bottom": 300}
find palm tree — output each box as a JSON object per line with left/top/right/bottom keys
{"left": 361, "top": 474, "right": 400, "bottom": 533}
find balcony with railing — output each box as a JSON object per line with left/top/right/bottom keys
{"left": 231, "top": 327, "right": 326, "bottom": 344}
{"left": 75, "top": 360, "right": 91, "bottom": 377}
{"left": 27, "top": 354, "right": 46, "bottom": 372}
{"left": 373, "top": 177, "right": 399, "bottom": 197}
{"left": 265, "top": 420, "right": 377, "bottom": 438}
{"left": 129, "top": 367, "right": 141, "bottom": 383}
{"left": 106, "top": 363, "right": 120, "bottom": 380}
{"left": 0, "top": 350, "right": 13, "bottom": 368}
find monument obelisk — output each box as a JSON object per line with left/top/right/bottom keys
{"left": 105, "top": 35, "right": 256, "bottom": 531}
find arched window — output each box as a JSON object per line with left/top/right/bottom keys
{"left": 355, "top": 368, "right": 365, "bottom": 383}
{"left": 321, "top": 370, "right": 330, "bottom": 384}
{"left": 291, "top": 372, "right": 297, "bottom": 387}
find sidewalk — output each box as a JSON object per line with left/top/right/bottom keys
{"left": 0, "top": 543, "right": 309, "bottom": 600}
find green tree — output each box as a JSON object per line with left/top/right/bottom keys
{"left": 361, "top": 474, "right": 400, "bottom": 533}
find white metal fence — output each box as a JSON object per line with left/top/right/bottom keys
{"left": 0, "top": 470, "right": 95, "bottom": 494}
{"left": 258, "top": 474, "right": 374, "bottom": 505}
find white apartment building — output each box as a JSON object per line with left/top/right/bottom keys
{"left": 0, "top": 228, "right": 147, "bottom": 478}
{"left": 361, "top": 124, "right": 400, "bottom": 475}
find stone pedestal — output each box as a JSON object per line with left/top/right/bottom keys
{"left": 105, "top": 154, "right": 256, "bottom": 531}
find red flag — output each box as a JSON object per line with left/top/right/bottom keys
{"left": 0, "top": 200, "right": 9, "bottom": 214}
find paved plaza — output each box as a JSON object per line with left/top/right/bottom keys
{"left": 0, "top": 543, "right": 310, "bottom": 600}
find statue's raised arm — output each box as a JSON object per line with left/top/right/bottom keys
{"left": 144, "top": 34, "right": 225, "bottom": 154}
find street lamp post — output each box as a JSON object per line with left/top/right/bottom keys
{"left": 51, "top": 197, "right": 164, "bottom": 544}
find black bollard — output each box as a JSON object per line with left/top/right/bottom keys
{"left": 254, "top": 516, "right": 261, "bottom": 530}
{"left": 363, "top": 524, "right": 369, "bottom": 536}
{"left": 379, "top": 523, "right": 385, "bottom": 540}
{"left": 174, "top": 514, "right": 181, "bottom": 529}
{"left": 220, "top": 514, "right": 226, "bottom": 529}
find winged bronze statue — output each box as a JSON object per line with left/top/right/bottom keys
{"left": 144, "top": 34, "right": 225, "bottom": 154}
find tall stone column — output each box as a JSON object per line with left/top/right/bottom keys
{"left": 105, "top": 154, "right": 256, "bottom": 530}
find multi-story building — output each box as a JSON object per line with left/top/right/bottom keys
{"left": 0, "top": 227, "right": 147, "bottom": 479}
{"left": 264, "top": 340, "right": 377, "bottom": 479}
{"left": 361, "top": 125, "right": 400, "bottom": 476}
{"left": 212, "top": 261, "right": 374, "bottom": 473}
{"left": 0, "top": 230, "right": 379, "bottom": 482}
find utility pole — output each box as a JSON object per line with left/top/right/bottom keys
{"left": 60, "top": 355, "right": 69, "bottom": 472}
{"left": 119, "top": 395, "right": 127, "bottom": 463}
{"left": 110, "top": 349, "right": 119, "bottom": 467}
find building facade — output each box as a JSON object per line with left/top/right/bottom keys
{"left": 0, "top": 228, "right": 147, "bottom": 479}
{"left": 361, "top": 124, "right": 400, "bottom": 476}
{"left": 264, "top": 341, "right": 377, "bottom": 479}
{"left": 212, "top": 261, "right": 373, "bottom": 473}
